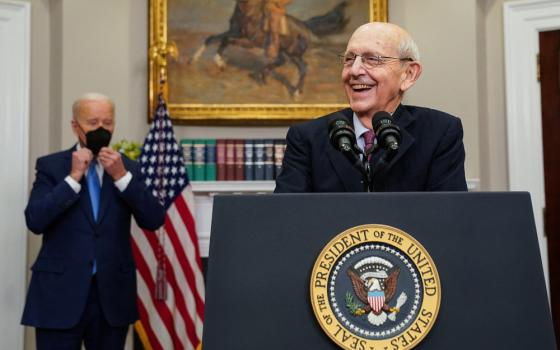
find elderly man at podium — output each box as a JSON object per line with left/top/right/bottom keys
{"left": 275, "top": 22, "right": 467, "bottom": 192}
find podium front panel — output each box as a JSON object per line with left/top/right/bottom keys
{"left": 202, "top": 192, "right": 555, "bottom": 349}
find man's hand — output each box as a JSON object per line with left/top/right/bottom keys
{"left": 98, "top": 147, "right": 127, "bottom": 181}
{"left": 70, "top": 148, "right": 93, "bottom": 182}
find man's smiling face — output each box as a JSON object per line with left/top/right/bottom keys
{"left": 341, "top": 23, "right": 411, "bottom": 123}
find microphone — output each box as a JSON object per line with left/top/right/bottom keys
{"left": 372, "top": 111, "right": 401, "bottom": 152}
{"left": 328, "top": 116, "right": 358, "bottom": 154}
{"left": 328, "top": 116, "right": 370, "bottom": 191}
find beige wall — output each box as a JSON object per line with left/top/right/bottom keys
{"left": 390, "top": 0, "right": 481, "bottom": 181}
{"left": 477, "top": 0, "right": 510, "bottom": 191}
{"left": 389, "top": 0, "right": 510, "bottom": 190}
{"left": 26, "top": 0, "right": 52, "bottom": 347}
{"left": 23, "top": 0, "right": 512, "bottom": 348}
{"left": 58, "top": 0, "right": 150, "bottom": 147}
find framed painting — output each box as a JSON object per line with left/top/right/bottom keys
{"left": 148, "top": 0, "right": 387, "bottom": 125}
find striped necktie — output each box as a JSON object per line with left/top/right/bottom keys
{"left": 363, "top": 130, "right": 375, "bottom": 161}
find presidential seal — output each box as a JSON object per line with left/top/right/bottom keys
{"left": 310, "top": 224, "right": 440, "bottom": 350}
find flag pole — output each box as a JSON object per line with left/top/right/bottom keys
{"left": 139, "top": 3, "right": 204, "bottom": 346}
{"left": 149, "top": 38, "right": 178, "bottom": 302}
{"left": 154, "top": 97, "right": 168, "bottom": 301}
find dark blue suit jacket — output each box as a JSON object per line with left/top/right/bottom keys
{"left": 275, "top": 105, "right": 467, "bottom": 192}
{"left": 22, "top": 147, "right": 165, "bottom": 329}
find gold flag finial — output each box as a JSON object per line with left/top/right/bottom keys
{"left": 150, "top": 40, "right": 178, "bottom": 91}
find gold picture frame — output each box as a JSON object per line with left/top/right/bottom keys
{"left": 148, "top": 0, "right": 388, "bottom": 125}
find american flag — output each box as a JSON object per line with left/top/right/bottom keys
{"left": 131, "top": 94, "right": 204, "bottom": 349}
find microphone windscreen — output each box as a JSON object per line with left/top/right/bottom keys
{"left": 328, "top": 114, "right": 356, "bottom": 151}
{"left": 372, "top": 111, "right": 393, "bottom": 131}
{"left": 328, "top": 113, "right": 352, "bottom": 132}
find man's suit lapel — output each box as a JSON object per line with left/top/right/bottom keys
{"left": 371, "top": 104, "right": 415, "bottom": 173}
{"left": 78, "top": 178, "right": 97, "bottom": 227}
{"left": 325, "top": 108, "right": 364, "bottom": 192}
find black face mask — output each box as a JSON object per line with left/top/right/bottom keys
{"left": 84, "top": 127, "right": 112, "bottom": 155}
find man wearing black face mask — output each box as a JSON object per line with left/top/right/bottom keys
{"left": 22, "top": 93, "right": 166, "bottom": 349}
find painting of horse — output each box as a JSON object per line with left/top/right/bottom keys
{"left": 166, "top": 0, "right": 371, "bottom": 105}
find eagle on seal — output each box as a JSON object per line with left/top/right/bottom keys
{"left": 348, "top": 267, "right": 400, "bottom": 314}
{"left": 347, "top": 266, "right": 404, "bottom": 326}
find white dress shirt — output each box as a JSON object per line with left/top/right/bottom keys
{"left": 353, "top": 113, "right": 370, "bottom": 154}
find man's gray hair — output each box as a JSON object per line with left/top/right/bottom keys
{"left": 72, "top": 92, "right": 115, "bottom": 119}
{"left": 399, "top": 36, "right": 420, "bottom": 61}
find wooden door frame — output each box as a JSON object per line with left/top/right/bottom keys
{"left": 504, "top": 0, "right": 560, "bottom": 293}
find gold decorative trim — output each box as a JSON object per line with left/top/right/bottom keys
{"left": 372, "top": 0, "right": 388, "bottom": 23}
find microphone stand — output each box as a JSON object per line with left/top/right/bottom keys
{"left": 337, "top": 141, "right": 371, "bottom": 192}
{"left": 362, "top": 148, "right": 374, "bottom": 192}
{"left": 369, "top": 147, "right": 398, "bottom": 190}
{"left": 364, "top": 159, "right": 372, "bottom": 192}
{"left": 351, "top": 151, "right": 371, "bottom": 192}
{"left": 360, "top": 153, "right": 373, "bottom": 192}
{"left": 354, "top": 147, "right": 372, "bottom": 192}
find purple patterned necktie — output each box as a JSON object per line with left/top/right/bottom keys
{"left": 363, "top": 129, "right": 375, "bottom": 161}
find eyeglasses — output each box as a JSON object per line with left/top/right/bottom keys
{"left": 338, "top": 53, "right": 413, "bottom": 69}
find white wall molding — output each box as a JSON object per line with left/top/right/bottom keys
{"left": 190, "top": 179, "right": 480, "bottom": 257}
{"left": 191, "top": 181, "right": 276, "bottom": 257}
{"left": 0, "top": 1, "right": 30, "bottom": 349}
{"left": 503, "top": 0, "right": 560, "bottom": 291}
